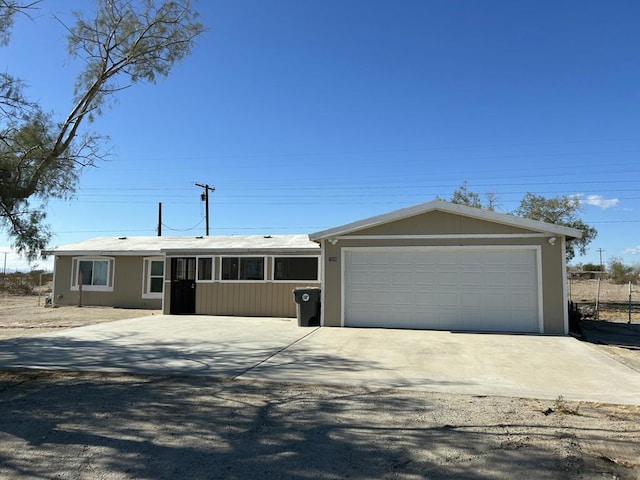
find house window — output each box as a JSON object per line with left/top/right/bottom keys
{"left": 274, "top": 257, "right": 319, "bottom": 281}
{"left": 71, "top": 257, "right": 114, "bottom": 291}
{"left": 143, "top": 257, "right": 164, "bottom": 298}
{"left": 221, "top": 257, "right": 265, "bottom": 281}
{"left": 197, "top": 257, "right": 214, "bottom": 282}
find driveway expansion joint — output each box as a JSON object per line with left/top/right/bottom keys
{"left": 232, "top": 326, "right": 321, "bottom": 380}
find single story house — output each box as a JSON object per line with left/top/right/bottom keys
{"left": 46, "top": 235, "right": 321, "bottom": 317}
{"left": 47, "top": 200, "right": 581, "bottom": 334}
{"left": 310, "top": 200, "right": 582, "bottom": 335}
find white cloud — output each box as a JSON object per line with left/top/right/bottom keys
{"left": 624, "top": 246, "right": 640, "bottom": 255}
{"left": 582, "top": 194, "right": 619, "bottom": 209}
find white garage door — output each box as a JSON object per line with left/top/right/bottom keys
{"left": 344, "top": 248, "right": 540, "bottom": 332}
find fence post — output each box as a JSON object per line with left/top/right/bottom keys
{"left": 629, "top": 281, "right": 632, "bottom": 326}
{"left": 78, "top": 269, "right": 83, "bottom": 307}
{"left": 595, "top": 276, "right": 601, "bottom": 320}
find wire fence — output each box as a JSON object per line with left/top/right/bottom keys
{"left": 568, "top": 276, "right": 638, "bottom": 323}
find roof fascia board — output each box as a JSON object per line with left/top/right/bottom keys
{"left": 309, "top": 200, "right": 582, "bottom": 241}
{"left": 161, "top": 248, "right": 320, "bottom": 254}
{"left": 48, "top": 250, "right": 163, "bottom": 257}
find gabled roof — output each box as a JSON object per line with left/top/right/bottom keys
{"left": 46, "top": 234, "right": 319, "bottom": 256}
{"left": 309, "top": 200, "right": 583, "bottom": 241}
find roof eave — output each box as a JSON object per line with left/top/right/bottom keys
{"left": 309, "top": 200, "right": 583, "bottom": 241}
{"left": 161, "top": 247, "right": 320, "bottom": 254}
{"left": 46, "top": 250, "right": 163, "bottom": 256}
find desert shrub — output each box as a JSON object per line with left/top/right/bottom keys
{"left": 607, "top": 257, "right": 638, "bottom": 284}
{"left": 581, "top": 262, "right": 602, "bottom": 272}
{"left": 0, "top": 271, "right": 53, "bottom": 295}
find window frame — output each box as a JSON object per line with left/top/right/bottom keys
{"left": 196, "top": 256, "right": 215, "bottom": 283}
{"left": 271, "top": 256, "right": 321, "bottom": 282}
{"left": 142, "top": 256, "right": 165, "bottom": 299}
{"left": 219, "top": 256, "right": 267, "bottom": 282}
{"left": 71, "top": 256, "right": 115, "bottom": 292}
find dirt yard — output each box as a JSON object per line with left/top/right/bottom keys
{"left": 0, "top": 294, "right": 160, "bottom": 339}
{"left": 0, "top": 291, "right": 639, "bottom": 479}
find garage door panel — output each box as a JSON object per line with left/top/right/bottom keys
{"left": 484, "top": 272, "right": 508, "bottom": 286}
{"left": 392, "top": 272, "right": 416, "bottom": 285}
{"left": 369, "top": 271, "right": 392, "bottom": 285}
{"left": 507, "top": 271, "right": 535, "bottom": 285}
{"left": 483, "top": 292, "right": 507, "bottom": 308}
{"left": 435, "top": 291, "right": 458, "bottom": 306}
{"left": 437, "top": 272, "right": 458, "bottom": 285}
{"left": 344, "top": 249, "right": 540, "bottom": 332}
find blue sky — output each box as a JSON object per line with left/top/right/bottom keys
{"left": 2, "top": 0, "right": 639, "bottom": 271}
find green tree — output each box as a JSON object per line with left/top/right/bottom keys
{"left": 444, "top": 181, "right": 497, "bottom": 211}
{"left": 581, "top": 262, "right": 602, "bottom": 272}
{"left": 514, "top": 193, "right": 597, "bottom": 261}
{"left": 607, "top": 257, "right": 636, "bottom": 284}
{"left": 1, "top": 0, "right": 204, "bottom": 260}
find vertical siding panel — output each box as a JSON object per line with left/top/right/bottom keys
{"left": 286, "top": 284, "right": 295, "bottom": 317}
{"left": 222, "top": 284, "right": 230, "bottom": 315}
{"left": 272, "top": 284, "right": 279, "bottom": 316}
{"left": 203, "top": 284, "right": 212, "bottom": 314}
{"left": 246, "top": 284, "right": 253, "bottom": 316}
{"left": 279, "top": 284, "right": 286, "bottom": 317}
{"left": 252, "top": 284, "right": 259, "bottom": 316}
{"left": 197, "top": 284, "right": 203, "bottom": 313}
{"left": 220, "top": 284, "right": 225, "bottom": 315}
{"left": 276, "top": 284, "right": 283, "bottom": 317}
{"left": 232, "top": 284, "right": 238, "bottom": 315}
{"left": 207, "top": 284, "right": 214, "bottom": 315}
{"left": 190, "top": 280, "right": 318, "bottom": 318}
{"left": 211, "top": 283, "right": 218, "bottom": 315}
{"left": 276, "top": 284, "right": 281, "bottom": 317}
{"left": 258, "top": 284, "right": 265, "bottom": 316}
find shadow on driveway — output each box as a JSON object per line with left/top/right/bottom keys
{"left": 2, "top": 372, "right": 637, "bottom": 480}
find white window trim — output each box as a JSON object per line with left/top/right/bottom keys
{"left": 219, "top": 255, "right": 267, "bottom": 283}
{"left": 195, "top": 256, "right": 215, "bottom": 283}
{"left": 71, "top": 256, "right": 115, "bottom": 292}
{"left": 142, "top": 256, "right": 165, "bottom": 299}
{"left": 270, "top": 255, "right": 321, "bottom": 283}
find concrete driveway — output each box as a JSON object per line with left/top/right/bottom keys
{"left": 0, "top": 315, "right": 638, "bottom": 405}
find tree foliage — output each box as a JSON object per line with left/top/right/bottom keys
{"left": 514, "top": 193, "right": 597, "bottom": 261}
{"left": 607, "top": 257, "right": 637, "bottom": 284}
{"left": 443, "top": 183, "right": 597, "bottom": 262}
{"left": 444, "top": 181, "right": 497, "bottom": 211}
{"left": 0, "top": 0, "right": 204, "bottom": 260}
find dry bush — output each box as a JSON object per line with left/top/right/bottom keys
{"left": 0, "top": 272, "right": 53, "bottom": 296}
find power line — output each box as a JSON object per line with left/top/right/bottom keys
{"left": 161, "top": 217, "right": 205, "bottom": 232}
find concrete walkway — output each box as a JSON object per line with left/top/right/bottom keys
{"left": 0, "top": 315, "right": 638, "bottom": 405}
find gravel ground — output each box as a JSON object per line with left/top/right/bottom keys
{"left": 0, "top": 294, "right": 159, "bottom": 339}
{"left": 0, "top": 293, "right": 639, "bottom": 479}
{"left": 0, "top": 371, "right": 639, "bottom": 480}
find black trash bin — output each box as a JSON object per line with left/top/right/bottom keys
{"left": 293, "top": 287, "right": 321, "bottom": 326}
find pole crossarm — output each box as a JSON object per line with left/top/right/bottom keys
{"left": 195, "top": 183, "right": 215, "bottom": 236}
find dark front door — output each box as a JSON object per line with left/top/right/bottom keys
{"left": 170, "top": 257, "right": 196, "bottom": 314}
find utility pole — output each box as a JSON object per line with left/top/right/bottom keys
{"left": 3, "top": 252, "right": 6, "bottom": 275}
{"left": 157, "top": 202, "right": 162, "bottom": 236}
{"left": 195, "top": 183, "right": 215, "bottom": 236}
{"left": 597, "top": 248, "right": 605, "bottom": 273}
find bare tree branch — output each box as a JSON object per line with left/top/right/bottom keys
{"left": 1, "top": 0, "right": 204, "bottom": 260}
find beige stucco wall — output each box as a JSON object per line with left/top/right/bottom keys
{"left": 320, "top": 210, "right": 568, "bottom": 334}
{"left": 352, "top": 210, "right": 533, "bottom": 236}
{"left": 52, "top": 256, "right": 162, "bottom": 309}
